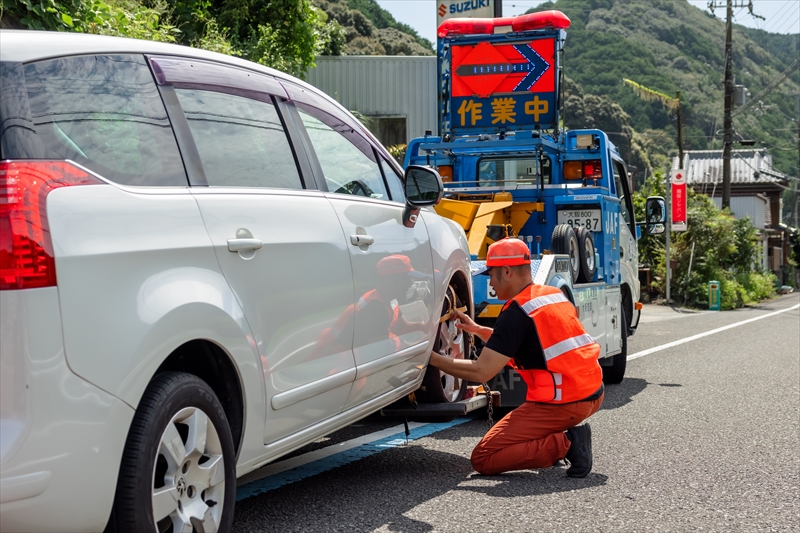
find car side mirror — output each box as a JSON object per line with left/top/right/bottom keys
{"left": 645, "top": 196, "right": 666, "bottom": 235}
{"left": 403, "top": 165, "right": 444, "bottom": 228}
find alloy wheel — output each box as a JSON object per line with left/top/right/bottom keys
{"left": 152, "top": 407, "right": 226, "bottom": 533}
{"left": 436, "top": 313, "right": 466, "bottom": 402}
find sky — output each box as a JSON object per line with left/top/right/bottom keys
{"left": 374, "top": 0, "right": 800, "bottom": 44}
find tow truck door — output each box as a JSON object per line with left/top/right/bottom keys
{"left": 613, "top": 161, "right": 638, "bottom": 310}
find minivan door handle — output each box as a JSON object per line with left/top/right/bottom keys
{"left": 227, "top": 238, "right": 263, "bottom": 252}
{"left": 350, "top": 235, "right": 374, "bottom": 246}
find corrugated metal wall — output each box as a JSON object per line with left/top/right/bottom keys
{"left": 306, "top": 56, "right": 437, "bottom": 144}
{"left": 713, "top": 195, "right": 767, "bottom": 229}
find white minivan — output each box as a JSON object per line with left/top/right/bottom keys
{"left": 0, "top": 30, "right": 473, "bottom": 532}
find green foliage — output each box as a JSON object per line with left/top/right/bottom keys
{"left": 312, "top": 0, "right": 433, "bottom": 56}
{"left": 386, "top": 143, "right": 406, "bottom": 165}
{"left": 634, "top": 173, "right": 776, "bottom": 309}
{"left": 2, "top": 0, "right": 178, "bottom": 41}
{"left": 1, "top": 0, "right": 349, "bottom": 77}
{"left": 344, "top": 0, "right": 432, "bottom": 52}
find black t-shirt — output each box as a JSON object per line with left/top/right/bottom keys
{"left": 484, "top": 302, "right": 547, "bottom": 370}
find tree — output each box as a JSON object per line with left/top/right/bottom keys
{"left": 171, "top": 0, "right": 341, "bottom": 75}
{"left": 1, "top": 0, "right": 344, "bottom": 77}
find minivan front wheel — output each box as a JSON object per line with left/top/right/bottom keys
{"left": 109, "top": 372, "right": 236, "bottom": 533}
{"left": 417, "top": 285, "right": 469, "bottom": 403}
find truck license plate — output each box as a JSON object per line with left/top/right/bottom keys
{"left": 557, "top": 209, "right": 601, "bottom": 231}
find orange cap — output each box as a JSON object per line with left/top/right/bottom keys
{"left": 377, "top": 254, "right": 413, "bottom": 276}
{"left": 475, "top": 238, "right": 531, "bottom": 275}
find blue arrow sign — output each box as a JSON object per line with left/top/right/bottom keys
{"left": 512, "top": 44, "right": 550, "bottom": 92}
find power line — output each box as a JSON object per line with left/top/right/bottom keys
{"left": 733, "top": 55, "right": 800, "bottom": 118}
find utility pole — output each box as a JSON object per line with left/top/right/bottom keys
{"left": 722, "top": 0, "right": 733, "bottom": 209}
{"left": 666, "top": 174, "right": 672, "bottom": 302}
{"left": 708, "top": 0, "right": 763, "bottom": 209}
{"left": 793, "top": 90, "right": 799, "bottom": 228}
{"left": 795, "top": 34, "right": 799, "bottom": 228}
{"left": 677, "top": 90, "right": 684, "bottom": 165}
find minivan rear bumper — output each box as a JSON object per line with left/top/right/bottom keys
{"left": 0, "top": 288, "right": 134, "bottom": 532}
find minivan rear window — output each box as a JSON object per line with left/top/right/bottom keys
{"left": 19, "top": 54, "right": 187, "bottom": 186}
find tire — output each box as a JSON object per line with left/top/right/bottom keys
{"left": 551, "top": 224, "right": 580, "bottom": 284}
{"left": 417, "top": 286, "right": 469, "bottom": 403}
{"left": 603, "top": 307, "right": 627, "bottom": 384}
{"left": 109, "top": 372, "right": 236, "bottom": 533}
{"left": 575, "top": 226, "right": 596, "bottom": 283}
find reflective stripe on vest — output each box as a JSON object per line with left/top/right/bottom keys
{"left": 503, "top": 285, "right": 602, "bottom": 403}
{"left": 543, "top": 333, "right": 596, "bottom": 361}
{"left": 520, "top": 292, "right": 570, "bottom": 315}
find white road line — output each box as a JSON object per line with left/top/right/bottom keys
{"left": 628, "top": 303, "right": 800, "bottom": 361}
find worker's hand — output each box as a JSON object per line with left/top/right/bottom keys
{"left": 453, "top": 310, "right": 492, "bottom": 342}
{"left": 453, "top": 309, "right": 478, "bottom": 331}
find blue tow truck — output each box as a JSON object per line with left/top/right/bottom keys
{"left": 404, "top": 10, "right": 665, "bottom": 406}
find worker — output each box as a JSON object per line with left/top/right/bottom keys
{"left": 428, "top": 238, "right": 604, "bottom": 477}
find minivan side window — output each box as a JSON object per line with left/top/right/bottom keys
{"left": 174, "top": 89, "right": 302, "bottom": 189}
{"left": 23, "top": 54, "right": 187, "bottom": 186}
{"left": 379, "top": 158, "right": 405, "bottom": 203}
{"left": 296, "top": 104, "right": 389, "bottom": 200}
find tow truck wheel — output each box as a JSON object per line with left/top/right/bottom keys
{"left": 602, "top": 307, "right": 627, "bottom": 384}
{"left": 575, "top": 226, "right": 596, "bottom": 283}
{"left": 417, "top": 287, "right": 469, "bottom": 403}
{"left": 551, "top": 224, "right": 580, "bottom": 284}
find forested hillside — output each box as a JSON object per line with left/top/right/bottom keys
{"left": 530, "top": 0, "right": 798, "bottom": 177}
{"left": 311, "top": 0, "right": 433, "bottom": 55}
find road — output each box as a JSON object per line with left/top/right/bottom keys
{"left": 233, "top": 294, "right": 799, "bottom": 532}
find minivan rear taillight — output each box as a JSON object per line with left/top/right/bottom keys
{"left": 0, "top": 161, "right": 103, "bottom": 290}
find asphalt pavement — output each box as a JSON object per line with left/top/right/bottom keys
{"left": 233, "top": 294, "right": 799, "bottom": 532}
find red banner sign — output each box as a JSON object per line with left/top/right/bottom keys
{"left": 671, "top": 169, "right": 687, "bottom": 231}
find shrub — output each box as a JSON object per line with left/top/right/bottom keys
{"left": 386, "top": 144, "right": 407, "bottom": 165}
{"left": 634, "top": 173, "right": 776, "bottom": 309}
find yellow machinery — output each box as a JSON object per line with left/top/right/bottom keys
{"left": 433, "top": 192, "right": 544, "bottom": 259}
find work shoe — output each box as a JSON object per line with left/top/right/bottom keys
{"left": 564, "top": 423, "right": 592, "bottom": 478}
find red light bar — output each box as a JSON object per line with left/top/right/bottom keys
{"left": 438, "top": 10, "right": 570, "bottom": 38}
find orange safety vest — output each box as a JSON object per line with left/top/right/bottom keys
{"left": 502, "top": 284, "right": 602, "bottom": 403}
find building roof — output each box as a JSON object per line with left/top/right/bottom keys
{"left": 672, "top": 149, "right": 790, "bottom": 188}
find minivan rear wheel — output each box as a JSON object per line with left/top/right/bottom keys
{"left": 109, "top": 372, "right": 236, "bottom": 533}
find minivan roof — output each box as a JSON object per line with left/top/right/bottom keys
{"left": 0, "top": 30, "right": 282, "bottom": 73}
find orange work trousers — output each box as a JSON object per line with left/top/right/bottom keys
{"left": 471, "top": 394, "right": 604, "bottom": 475}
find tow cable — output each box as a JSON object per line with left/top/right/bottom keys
{"left": 471, "top": 342, "right": 494, "bottom": 428}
